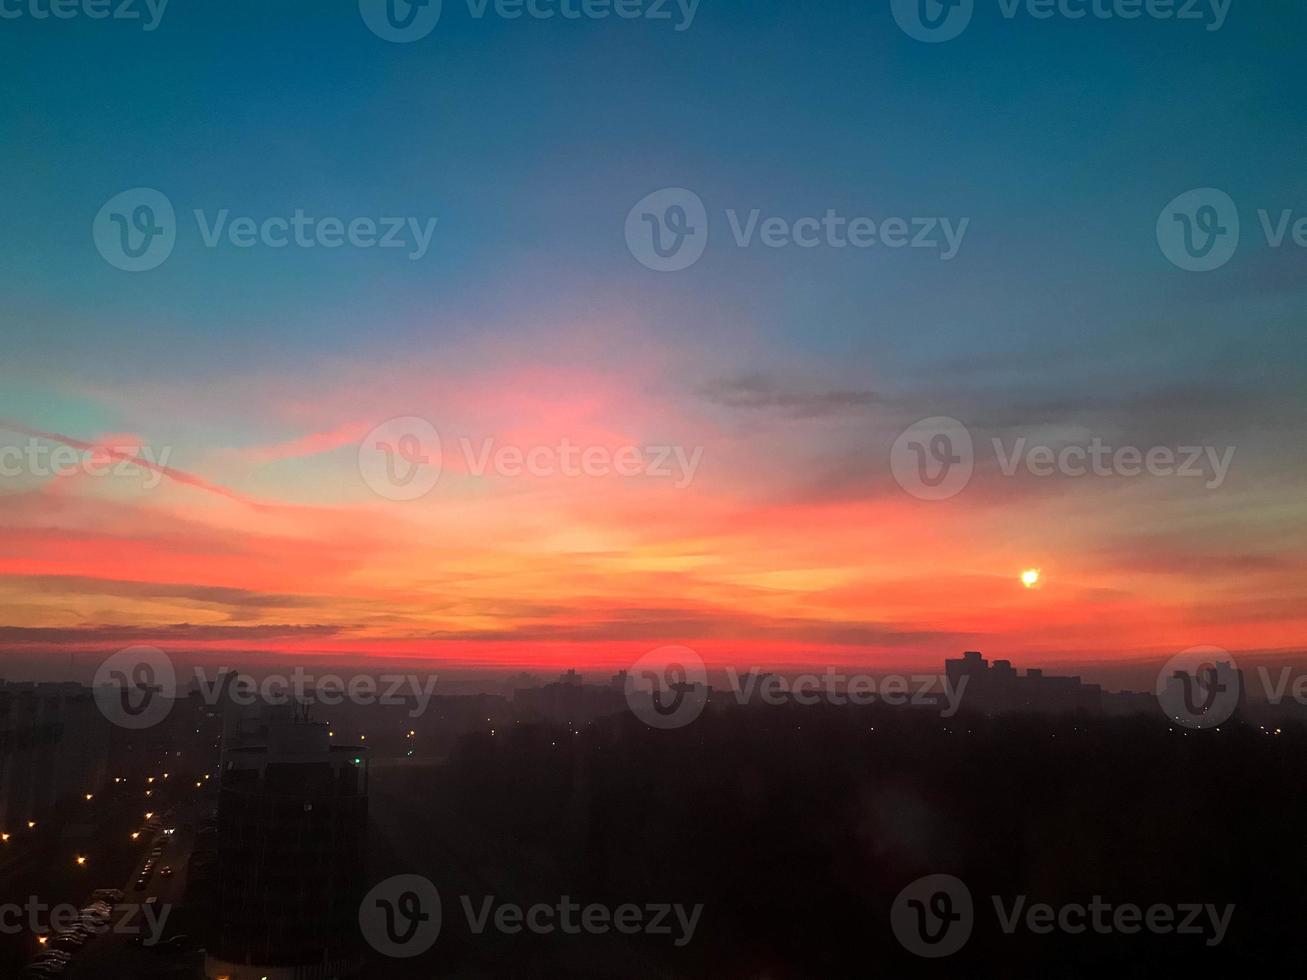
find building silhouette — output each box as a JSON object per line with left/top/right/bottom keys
{"left": 207, "top": 700, "right": 369, "bottom": 980}
{"left": 0, "top": 681, "right": 110, "bottom": 832}
{"left": 945, "top": 651, "right": 1104, "bottom": 714}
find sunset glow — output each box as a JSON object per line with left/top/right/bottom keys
{"left": 2, "top": 6, "right": 1304, "bottom": 686}
{"left": 1, "top": 336, "right": 1303, "bottom": 681}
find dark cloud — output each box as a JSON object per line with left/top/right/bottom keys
{"left": 0, "top": 624, "right": 346, "bottom": 644}
{"left": 700, "top": 375, "right": 884, "bottom": 418}
{"left": 5, "top": 575, "right": 319, "bottom": 610}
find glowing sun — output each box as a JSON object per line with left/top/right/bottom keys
{"left": 1020, "top": 568, "right": 1042, "bottom": 589}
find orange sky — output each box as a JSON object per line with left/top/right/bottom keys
{"left": 1, "top": 326, "right": 1305, "bottom": 682}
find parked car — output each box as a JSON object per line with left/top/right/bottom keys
{"left": 24, "top": 963, "right": 66, "bottom": 977}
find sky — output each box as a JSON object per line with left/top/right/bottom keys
{"left": 0, "top": 0, "right": 1304, "bottom": 683}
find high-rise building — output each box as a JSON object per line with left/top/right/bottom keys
{"left": 0, "top": 682, "right": 110, "bottom": 832}
{"left": 944, "top": 652, "right": 1103, "bottom": 714}
{"left": 206, "top": 702, "right": 369, "bottom": 980}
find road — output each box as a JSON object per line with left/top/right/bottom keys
{"left": 63, "top": 799, "right": 205, "bottom": 980}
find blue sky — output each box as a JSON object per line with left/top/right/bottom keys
{"left": 3, "top": 0, "right": 1304, "bottom": 392}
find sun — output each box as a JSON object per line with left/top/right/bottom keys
{"left": 1020, "top": 568, "right": 1042, "bottom": 589}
